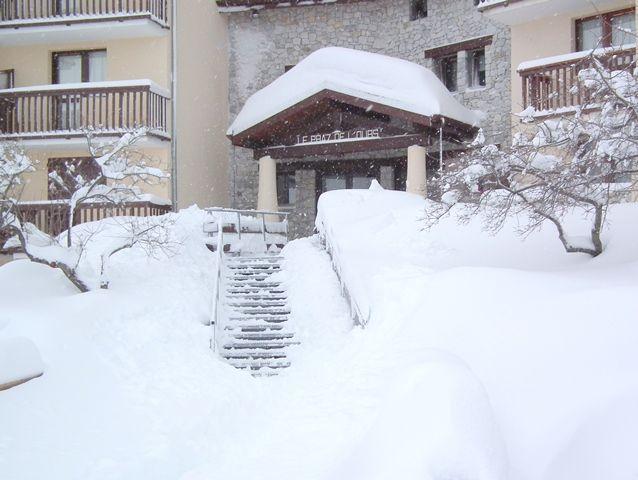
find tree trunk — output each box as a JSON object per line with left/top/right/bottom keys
{"left": 5, "top": 225, "right": 90, "bottom": 293}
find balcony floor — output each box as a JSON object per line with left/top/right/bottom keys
{"left": 0, "top": 15, "right": 168, "bottom": 46}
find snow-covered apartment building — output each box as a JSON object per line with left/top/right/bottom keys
{"left": 1, "top": 0, "right": 636, "bottom": 240}
{"left": 0, "top": 0, "right": 230, "bottom": 227}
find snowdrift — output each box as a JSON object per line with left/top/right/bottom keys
{"left": 316, "top": 185, "right": 638, "bottom": 480}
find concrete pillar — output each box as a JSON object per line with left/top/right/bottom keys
{"left": 406, "top": 145, "right": 427, "bottom": 197}
{"left": 257, "top": 155, "right": 278, "bottom": 215}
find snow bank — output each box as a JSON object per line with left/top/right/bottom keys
{"left": 228, "top": 47, "right": 481, "bottom": 135}
{"left": 316, "top": 185, "right": 638, "bottom": 480}
{"left": 0, "top": 337, "right": 44, "bottom": 388}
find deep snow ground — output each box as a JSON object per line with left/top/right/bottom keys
{"left": 0, "top": 197, "right": 637, "bottom": 480}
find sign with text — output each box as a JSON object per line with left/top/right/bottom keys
{"left": 295, "top": 128, "right": 382, "bottom": 145}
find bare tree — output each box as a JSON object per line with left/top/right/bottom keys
{"left": 47, "top": 127, "right": 168, "bottom": 247}
{"left": 1, "top": 130, "right": 171, "bottom": 292}
{"left": 426, "top": 56, "right": 638, "bottom": 257}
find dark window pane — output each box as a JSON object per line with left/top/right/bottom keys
{"left": 322, "top": 175, "right": 347, "bottom": 192}
{"left": 468, "top": 49, "right": 486, "bottom": 88}
{"left": 410, "top": 0, "right": 427, "bottom": 21}
{"left": 439, "top": 55, "right": 457, "bottom": 92}
{"left": 0, "top": 70, "right": 13, "bottom": 89}
{"left": 55, "top": 54, "right": 82, "bottom": 84}
{"left": 577, "top": 17, "right": 603, "bottom": 50}
{"left": 277, "top": 172, "right": 297, "bottom": 205}
{"left": 611, "top": 12, "right": 636, "bottom": 46}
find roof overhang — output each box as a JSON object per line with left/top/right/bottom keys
{"left": 228, "top": 89, "right": 478, "bottom": 160}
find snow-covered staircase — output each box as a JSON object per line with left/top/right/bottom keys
{"left": 206, "top": 209, "right": 297, "bottom": 376}
{"left": 220, "top": 254, "right": 297, "bottom": 375}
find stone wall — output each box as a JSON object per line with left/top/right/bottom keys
{"left": 225, "top": 0, "right": 511, "bottom": 235}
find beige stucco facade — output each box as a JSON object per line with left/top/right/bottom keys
{"left": 0, "top": 1, "right": 229, "bottom": 209}
{"left": 509, "top": 1, "right": 634, "bottom": 115}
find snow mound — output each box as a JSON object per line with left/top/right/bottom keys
{"left": 316, "top": 186, "right": 638, "bottom": 480}
{"left": 228, "top": 46, "right": 481, "bottom": 135}
{"left": 0, "top": 337, "right": 44, "bottom": 388}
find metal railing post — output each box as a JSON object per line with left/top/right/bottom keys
{"left": 261, "top": 213, "right": 267, "bottom": 242}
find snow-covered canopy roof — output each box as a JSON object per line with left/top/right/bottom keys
{"left": 228, "top": 47, "right": 482, "bottom": 138}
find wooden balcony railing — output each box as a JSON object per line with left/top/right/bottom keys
{"left": 519, "top": 45, "right": 636, "bottom": 112}
{"left": 0, "top": 80, "right": 170, "bottom": 141}
{"left": 0, "top": 0, "right": 169, "bottom": 25}
{"left": 0, "top": 198, "right": 172, "bottom": 252}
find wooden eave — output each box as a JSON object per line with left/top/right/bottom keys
{"left": 228, "top": 88, "right": 477, "bottom": 156}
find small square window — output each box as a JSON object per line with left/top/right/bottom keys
{"left": 468, "top": 48, "right": 486, "bottom": 88}
{"left": 0, "top": 69, "right": 14, "bottom": 90}
{"left": 277, "top": 171, "right": 297, "bottom": 205}
{"left": 410, "top": 0, "right": 427, "bottom": 21}
{"left": 438, "top": 55, "right": 457, "bottom": 92}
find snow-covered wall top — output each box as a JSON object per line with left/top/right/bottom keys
{"left": 228, "top": 47, "right": 483, "bottom": 136}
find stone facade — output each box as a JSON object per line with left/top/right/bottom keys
{"left": 225, "top": 0, "right": 511, "bottom": 236}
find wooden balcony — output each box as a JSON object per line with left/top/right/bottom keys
{"left": 0, "top": 0, "right": 169, "bottom": 26}
{"left": 1, "top": 198, "right": 172, "bottom": 253}
{"left": 0, "top": 80, "right": 171, "bottom": 142}
{"left": 518, "top": 45, "right": 636, "bottom": 113}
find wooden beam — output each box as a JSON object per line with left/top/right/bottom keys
{"left": 254, "top": 134, "right": 428, "bottom": 160}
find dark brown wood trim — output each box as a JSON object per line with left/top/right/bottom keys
{"left": 230, "top": 88, "right": 477, "bottom": 152}
{"left": 424, "top": 35, "right": 493, "bottom": 59}
{"left": 254, "top": 134, "right": 429, "bottom": 160}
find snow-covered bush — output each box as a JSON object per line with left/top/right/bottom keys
{"left": 0, "top": 130, "right": 171, "bottom": 291}
{"left": 427, "top": 59, "right": 638, "bottom": 257}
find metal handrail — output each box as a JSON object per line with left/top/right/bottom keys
{"left": 204, "top": 207, "right": 290, "bottom": 244}
{"left": 209, "top": 211, "right": 224, "bottom": 352}
{"left": 207, "top": 207, "right": 290, "bottom": 351}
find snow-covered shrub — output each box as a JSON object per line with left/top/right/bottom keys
{"left": 0, "top": 131, "right": 171, "bottom": 291}
{"left": 427, "top": 58, "right": 638, "bottom": 257}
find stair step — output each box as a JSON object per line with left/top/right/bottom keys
{"left": 228, "top": 315, "right": 289, "bottom": 323}
{"left": 226, "top": 301, "right": 287, "bottom": 308}
{"left": 224, "top": 324, "right": 285, "bottom": 332}
{"left": 228, "top": 275, "right": 275, "bottom": 281}
{"left": 234, "top": 311, "right": 290, "bottom": 318}
{"left": 227, "top": 257, "right": 283, "bottom": 264}
{"left": 227, "top": 265, "right": 281, "bottom": 271}
{"left": 230, "top": 332, "right": 294, "bottom": 341}
{"left": 227, "top": 282, "right": 281, "bottom": 288}
{"left": 223, "top": 341, "right": 297, "bottom": 350}
{"left": 226, "top": 294, "right": 287, "bottom": 301}
{"left": 229, "top": 361, "right": 291, "bottom": 370}
{"left": 223, "top": 352, "right": 288, "bottom": 360}
{"left": 226, "top": 287, "right": 285, "bottom": 294}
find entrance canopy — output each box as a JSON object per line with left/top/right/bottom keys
{"left": 227, "top": 47, "right": 482, "bottom": 159}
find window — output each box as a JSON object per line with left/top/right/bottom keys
{"left": 319, "top": 172, "right": 376, "bottom": 193}
{"left": 439, "top": 55, "right": 457, "bottom": 92}
{"left": 277, "top": 171, "right": 297, "bottom": 205}
{"left": 467, "top": 48, "right": 486, "bottom": 88}
{"left": 576, "top": 8, "right": 636, "bottom": 51}
{"left": 47, "top": 157, "right": 104, "bottom": 200}
{"left": 410, "top": 0, "right": 427, "bottom": 21}
{"left": 52, "top": 49, "right": 107, "bottom": 84}
{"left": 0, "top": 69, "right": 14, "bottom": 89}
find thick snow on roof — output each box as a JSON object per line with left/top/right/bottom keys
{"left": 228, "top": 47, "right": 482, "bottom": 136}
